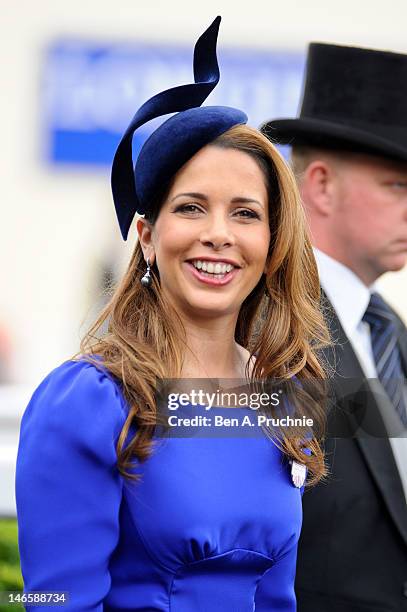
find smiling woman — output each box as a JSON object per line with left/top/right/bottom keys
{"left": 16, "top": 17, "right": 330, "bottom": 612}
{"left": 137, "top": 142, "right": 270, "bottom": 321}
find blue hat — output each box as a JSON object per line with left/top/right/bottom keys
{"left": 111, "top": 16, "right": 248, "bottom": 240}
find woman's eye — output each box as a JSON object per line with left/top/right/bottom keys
{"left": 235, "top": 209, "right": 260, "bottom": 219}
{"left": 174, "top": 203, "right": 203, "bottom": 213}
{"left": 385, "top": 181, "right": 407, "bottom": 190}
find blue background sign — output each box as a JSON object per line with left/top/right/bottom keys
{"left": 42, "top": 40, "right": 304, "bottom": 166}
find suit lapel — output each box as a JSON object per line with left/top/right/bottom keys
{"left": 321, "top": 292, "right": 407, "bottom": 545}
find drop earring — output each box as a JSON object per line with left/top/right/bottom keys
{"left": 141, "top": 257, "right": 152, "bottom": 287}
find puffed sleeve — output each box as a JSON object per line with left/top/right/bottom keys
{"left": 15, "top": 360, "right": 128, "bottom": 611}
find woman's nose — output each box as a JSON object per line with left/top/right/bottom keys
{"left": 199, "top": 212, "right": 236, "bottom": 249}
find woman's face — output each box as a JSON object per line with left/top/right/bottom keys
{"left": 137, "top": 145, "right": 270, "bottom": 321}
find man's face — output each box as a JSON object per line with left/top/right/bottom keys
{"left": 327, "top": 154, "right": 407, "bottom": 284}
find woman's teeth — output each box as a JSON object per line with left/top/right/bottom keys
{"left": 191, "top": 260, "right": 234, "bottom": 279}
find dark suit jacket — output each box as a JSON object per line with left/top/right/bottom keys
{"left": 296, "top": 294, "right": 407, "bottom": 612}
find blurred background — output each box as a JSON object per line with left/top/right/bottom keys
{"left": 1, "top": 0, "right": 407, "bottom": 595}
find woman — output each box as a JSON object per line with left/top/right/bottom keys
{"left": 16, "top": 18, "right": 329, "bottom": 611}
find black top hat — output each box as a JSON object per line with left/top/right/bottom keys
{"left": 261, "top": 42, "right": 407, "bottom": 161}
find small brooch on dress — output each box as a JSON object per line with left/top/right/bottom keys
{"left": 290, "top": 460, "right": 307, "bottom": 488}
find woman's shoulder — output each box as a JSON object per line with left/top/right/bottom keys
{"left": 22, "top": 358, "right": 128, "bottom": 439}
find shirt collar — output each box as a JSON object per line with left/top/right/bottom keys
{"left": 313, "top": 247, "right": 372, "bottom": 336}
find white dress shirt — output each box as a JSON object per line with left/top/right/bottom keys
{"left": 314, "top": 248, "right": 407, "bottom": 502}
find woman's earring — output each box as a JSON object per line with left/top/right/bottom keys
{"left": 141, "top": 257, "right": 152, "bottom": 287}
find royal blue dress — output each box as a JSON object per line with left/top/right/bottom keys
{"left": 16, "top": 360, "right": 303, "bottom": 611}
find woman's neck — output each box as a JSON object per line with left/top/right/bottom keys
{"left": 180, "top": 317, "right": 251, "bottom": 379}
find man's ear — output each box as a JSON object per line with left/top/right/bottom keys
{"left": 301, "top": 159, "right": 336, "bottom": 217}
{"left": 136, "top": 217, "right": 155, "bottom": 264}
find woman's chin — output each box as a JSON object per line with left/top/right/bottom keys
{"left": 182, "top": 297, "right": 241, "bottom": 320}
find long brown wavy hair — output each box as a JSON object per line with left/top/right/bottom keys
{"left": 79, "top": 124, "right": 331, "bottom": 486}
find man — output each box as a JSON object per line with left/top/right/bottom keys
{"left": 262, "top": 43, "right": 407, "bottom": 610}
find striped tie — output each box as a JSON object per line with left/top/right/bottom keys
{"left": 362, "top": 292, "right": 407, "bottom": 427}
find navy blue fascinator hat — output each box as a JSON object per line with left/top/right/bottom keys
{"left": 111, "top": 17, "right": 248, "bottom": 240}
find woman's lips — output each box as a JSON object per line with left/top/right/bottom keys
{"left": 185, "top": 262, "right": 239, "bottom": 286}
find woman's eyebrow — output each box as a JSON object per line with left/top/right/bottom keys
{"left": 171, "top": 193, "right": 264, "bottom": 208}
{"left": 171, "top": 192, "right": 208, "bottom": 202}
{"left": 231, "top": 197, "right": 264, "bottom": 208}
